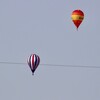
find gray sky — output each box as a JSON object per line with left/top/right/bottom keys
{"left": 0, "top": 0, "right": 100, "bottom": 100}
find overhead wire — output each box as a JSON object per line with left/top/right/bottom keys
{"left": 40, "top": 64, "right": 100, "bottom": 68}
{"left": 0, "top": 61, "right": 26, "bottom": 65}
{"left": 0, "top": 61, "right": 100, "bottom": 69}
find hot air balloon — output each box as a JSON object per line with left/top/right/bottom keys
{"left": 27, "top": 54, "right": 40, "bottom": 75}
{"left": 71, "top": 9, "right": 84, "bottom": 30}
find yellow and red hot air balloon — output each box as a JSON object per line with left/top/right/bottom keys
{"left": 71, "top": 9, "right": 84, "bottom": 30}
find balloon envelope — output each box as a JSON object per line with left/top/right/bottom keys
{"left": 27, "top": 54, "right": 40, "bottom": 75}
{"left": 71, "top": 9, "right": 84, "bottom": 30}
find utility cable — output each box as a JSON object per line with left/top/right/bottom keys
{"left": 0, "top": 61, "right": 100, "bottom": 69}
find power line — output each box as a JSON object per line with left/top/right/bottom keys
{"left": 0, "top": 61, "right": 100, "bottom": 69}
{"left": 0, "top": 61, "right": 26, "bottom": 65}
{"left": 40, "top": 64, "right": 100, "bottom": 68}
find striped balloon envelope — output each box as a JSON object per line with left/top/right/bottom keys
{"left": 71, "top": 9, "right": 84, "bottom": 30}
{"left": 27, "top": 54, "right": 40, "bottom": 75}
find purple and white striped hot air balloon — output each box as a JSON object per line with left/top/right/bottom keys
{"left": 27, "top": 54, "right": 40, "bottom": 75}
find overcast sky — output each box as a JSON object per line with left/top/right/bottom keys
{"left": 0, "top": 0, "right": 100, "bottom": 100}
